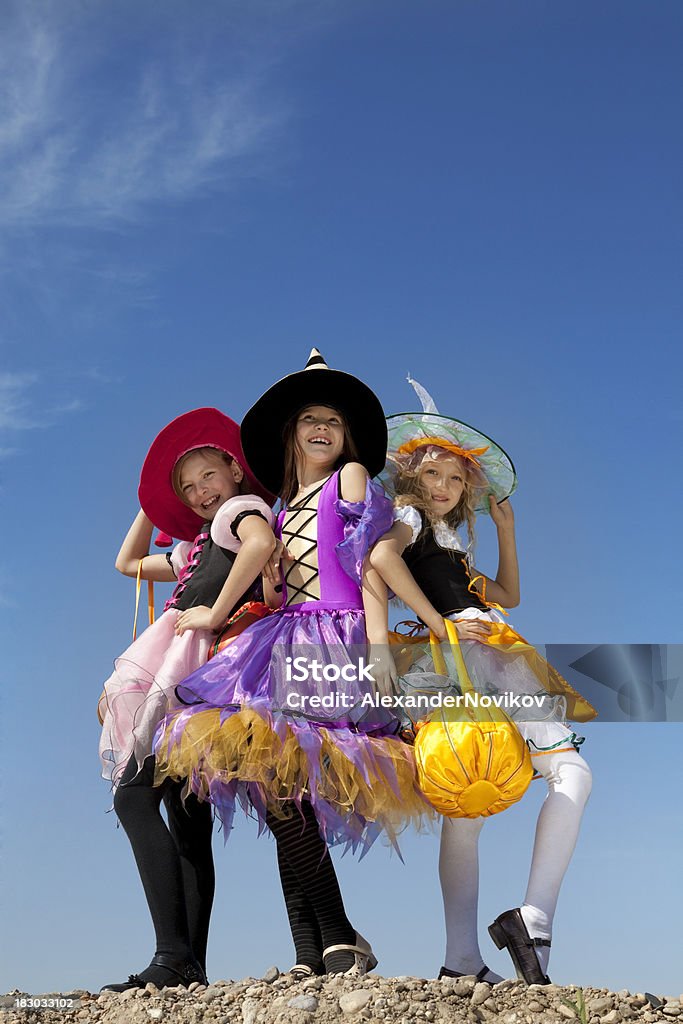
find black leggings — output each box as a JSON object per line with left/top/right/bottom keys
{"left": 268, "top": 801, "right": 355, "bottom": 972}
{"left": 113, "top": 755, "right": 215, "bottom": 971}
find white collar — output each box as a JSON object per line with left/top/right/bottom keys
{"left": 433, "top": 519, "right": 466, "bottom": 552}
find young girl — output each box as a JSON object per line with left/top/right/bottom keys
{"left": 98, "top": 407, "right": 276, "bottom": 991}
{"left": 367, "top": 379, "right": 595, "bottom": 986}
{"left": 154, "top": 351, "right": 429, "bottom": 977}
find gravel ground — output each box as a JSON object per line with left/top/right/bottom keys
{"left": 2, "top": 970, "right": 681, "bottom": 1024}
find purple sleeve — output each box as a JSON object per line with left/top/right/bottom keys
{"left": 334, "top": 477, "right": 394, "bottom": 585}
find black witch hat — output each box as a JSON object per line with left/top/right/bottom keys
{"left": 241, "top": 349, "right": 388, "bottom": 494}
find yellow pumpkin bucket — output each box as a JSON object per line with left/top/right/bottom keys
{"left": 413, "top": 620, "right": 533, "bottom": 818}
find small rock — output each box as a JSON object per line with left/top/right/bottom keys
{"left": 471, "top": 982, "right": 491, "bottom": 1007}
{"left": 147, "top": 1011, "right": 163, "bottom": 1021}
{"left": 527, "top": 1001, "right": 544, "bottom": 1011}
{"left": 302, "top": 978, "right": 324, "bottom": 991}
{"left": 558, "top": 1005, "right": 577, "bottom": 1020}
{"left": 600, "top": 1011, "right": 622, "bottom": 1023}
{"left": 242, "top": 996, "right": 260, "bottom": 1024}
{"left": 448, "top": 977, "right": 476, "bottom": 997}
{"left": 495, "top": 980, "right": 520, "bottom": 991}
{"left": 262, "top": 966, "right": 280, "bottom": 983}
{"left": 199, "top": 986, "right": 224, "bottom": 1003}
{"left": 662, "top": 1008, "right": 682, "bottom": 1018}
{"left": 288, "top": 995, "right": 319, "bottom": 1012}
{"left": 590, "top": 997, "right": 615, "bottom": 1014}
{"left": 340, "top": 989, "right": 373, "bottom": 1014}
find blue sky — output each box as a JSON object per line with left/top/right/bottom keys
{"left": 1, "top": 0, "right": 681, "bottom": 997}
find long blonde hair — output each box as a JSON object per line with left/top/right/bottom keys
{"left": 393, "top": 447, "right": 478, "bottom": 552}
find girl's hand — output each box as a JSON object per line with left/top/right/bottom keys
{"left": 175, "top": 606, "right": 216, "bottom": 636}
{"left": 262, "top": 540, "right": 293, "bottom": 585}
{"left": 488, "top": 496, "right": 515, "bottom": 531}
{"left": 368, "top": 643, "right": 398, "bottom": 700}
{"left": 453, "top": 618, "right": 491, "bottom": 643}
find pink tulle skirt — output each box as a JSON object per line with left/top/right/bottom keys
{"left": 98, "top": 609, "right": 213, "bottom": 788}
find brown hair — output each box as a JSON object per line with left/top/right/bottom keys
{"left": 280, "top": 405, "right": 360, "bottom": 504}
{"left": 172, "top": 447, "right": 244, "bottom": 505}
{"left": 394, "top": 450, "right": 478, "bottom": 552}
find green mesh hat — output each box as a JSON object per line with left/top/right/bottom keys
{"left": 380, "top": 378, "right": 517, "bottom": 514}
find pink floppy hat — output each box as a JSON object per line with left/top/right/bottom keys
{"left": 138, "top": 407, "right": 273, "bottom": 542}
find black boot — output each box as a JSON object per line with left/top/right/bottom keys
{"left": 101, "top": 953, "right": 207, "bottom": 992}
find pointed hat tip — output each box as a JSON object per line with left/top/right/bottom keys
{"left": 305, "top": 347, "right": 329, "bottom": 370}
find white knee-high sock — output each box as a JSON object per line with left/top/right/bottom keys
{"left": 439, "top": 816, "right": 503, "bottom": 982}
{"left": 520, "top": 749, "right": 592, "bottom": 973}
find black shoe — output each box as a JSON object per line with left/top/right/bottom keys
{"left": 438, "top": 965, "right": 491, "bottom": 981}
{"left": 100, "top": 973, "right": 146, "bottom": 993}
{"left": 488, "top": 909, "right": 551, "bottom": 986}
{"left": 100, "top": 954, "right": 208, "bottom": 993}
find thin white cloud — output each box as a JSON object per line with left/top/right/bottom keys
{"left": 0, "top": 372, "right": 40, "bottom": 429}
{"left": 66, "top": 367, "right": 122, "bottom": 385}
{"left": 0, "top": 371, "right": 83, "bottom": 432}
{"left": 0, "top": 2, "right": 293, "bottom": 228}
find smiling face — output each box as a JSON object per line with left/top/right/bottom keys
{"left": 174, "top": 448, "right": 243, "bottom": 519}
{"left": 417, "top": 452, "right": 467, "bottom": 517}
{"left": 294, "top": 405, "right": 346, "bottom": 469}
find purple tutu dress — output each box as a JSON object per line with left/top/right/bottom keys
{"left": 153, "top": 470, "right": 430, "bottom": 851}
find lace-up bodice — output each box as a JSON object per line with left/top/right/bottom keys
{"left": 280, "top": 477, "right": 329, "bottom": 606}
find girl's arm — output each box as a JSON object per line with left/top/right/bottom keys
{"left": 339, "top": 461, "right": 430, "bottom": 619}
{"left": 339, "top": 461, "right": 368, "bottom": 501}
{"left": 261, "top": 539, "right": 291, "bottom": 609}
{"left": 175, "top": 517, "right": 277, "bottom": 635}
{"left": 362, "top": 560, "right": 398, "bottom": 697}
{"left": 471, "top": 499, "right": 520, "bottom": 608}
{"left": 368, "top": 523, "right": 447, "bottom": 638}
{"left": 115, "top": 509, "right": 176, "bottom": 582}
{"left": 369, "top": 524, "right": 490, "bottom": 642}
